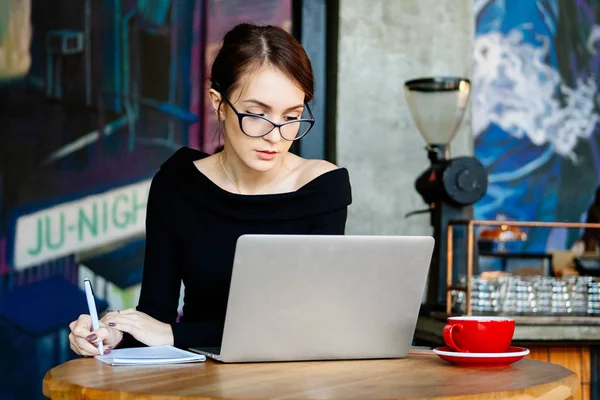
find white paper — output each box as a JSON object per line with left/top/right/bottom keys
{"left": 95, "top": 345, "right": 206, "bottom": 366}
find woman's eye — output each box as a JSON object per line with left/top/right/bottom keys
{"left": 246, "top": 111, "right": 264, "bottom": 116}
{"left": 284, "top": 116, "right": 299, "bottom": 121}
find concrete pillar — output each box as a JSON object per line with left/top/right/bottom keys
{"left": 336, "top": 0, "right": 474, "bottom": 235}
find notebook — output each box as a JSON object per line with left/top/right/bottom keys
{"left": 95, "top": 345, "right": 206, "bottom": 366}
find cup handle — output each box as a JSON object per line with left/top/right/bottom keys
{"left": 443, "top": 324, "right": 463, "bottom": 352}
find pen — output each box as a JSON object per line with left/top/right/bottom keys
{"left": 84, "top": 279, "right": 104, "bottom": 355}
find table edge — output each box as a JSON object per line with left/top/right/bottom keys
{"left": 42, "top": 356, "right": 581, "bottom": 400}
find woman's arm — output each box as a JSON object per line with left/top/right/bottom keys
{"left": 117, "top": 172, "right": 182, "bottom": 347}
{"left": 105, "top": 172, "right": 226, "bottom": 350}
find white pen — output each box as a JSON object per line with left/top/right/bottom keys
{"left": 84, "top": 279, "right": 104, "bottom": 355}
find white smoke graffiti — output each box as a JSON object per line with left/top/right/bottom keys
{"left": 473, "top": 25, "right": 598, "bottom": 160}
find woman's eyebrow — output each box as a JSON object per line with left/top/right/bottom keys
{"left": 243, "top": 99, "right": 304, "bottom": 111}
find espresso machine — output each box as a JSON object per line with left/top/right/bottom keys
{"left": 404, "top": 77, "right": 488, "bottom": 310}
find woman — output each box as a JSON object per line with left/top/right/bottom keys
{"left": 68, "top": 23, "right": 352, "bottom": 356}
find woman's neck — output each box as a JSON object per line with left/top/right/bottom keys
{"left": 220, "top": 146, "right": 285, "bottom": 195}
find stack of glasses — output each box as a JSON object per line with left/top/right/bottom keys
{"left": 452, "top": 275, "right": 600, "bottom": 316}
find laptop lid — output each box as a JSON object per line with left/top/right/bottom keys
{"left": 219, "top": 234, "right": 434, "bottom": 362}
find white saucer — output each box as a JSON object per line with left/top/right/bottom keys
{"left": 433, "top": 346, "right": 530, "bottom": 358}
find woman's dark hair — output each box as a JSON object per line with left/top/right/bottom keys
{"left": 209, "top": 23, "right": 314, "bottom": 107}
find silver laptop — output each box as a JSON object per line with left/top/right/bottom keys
{"left": 190, "top": 234, "right": 434, "bottom": 363}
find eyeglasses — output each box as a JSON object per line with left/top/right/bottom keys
{"left": 223, "top": 97, "right": 315, "bottom": 141}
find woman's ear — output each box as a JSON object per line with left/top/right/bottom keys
{"left": 209, "top": 89, "right": 224, "bottom": 121}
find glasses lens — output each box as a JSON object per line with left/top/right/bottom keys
{"left": 241, "top": 116, "right": 274, "bottom": 137}
{"left": 280, "top": 120, "right": 313, "bottom": 140}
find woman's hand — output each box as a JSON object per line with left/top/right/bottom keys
{"left": 101, "top": 309, "right": 174, "bottom": 347}
{"left": 68, "top": 314, "right": 123, "bottom": 356}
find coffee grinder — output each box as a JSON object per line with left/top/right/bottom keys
{"left": 404, "top": 77, "right": 488, "bottom": 310}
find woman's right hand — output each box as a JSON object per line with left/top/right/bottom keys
{"left": 68, "top": 314, "right": 123, "bottom": 356}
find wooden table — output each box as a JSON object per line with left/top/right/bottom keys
{"left": 43, "top": 351, "right": 579, "bottom": 400}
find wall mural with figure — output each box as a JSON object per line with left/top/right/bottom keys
{"left": 0, "top": 1, "right": 292, "bottom": 399}
{"left": 473, "top": 0, "right": 600, "bottom": 257}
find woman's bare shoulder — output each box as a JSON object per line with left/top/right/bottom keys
{"left": 288, "top": 154, "right": 339, "bottom": 189}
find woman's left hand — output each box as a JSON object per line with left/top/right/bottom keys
{"left": 101, "top": 309, "right": 174, "bottom": 347}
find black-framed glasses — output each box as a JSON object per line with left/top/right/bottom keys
{"left": 224, "top": 97, "right": 315, "bottom": 141}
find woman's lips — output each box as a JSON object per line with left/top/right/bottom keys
{"left": 256, "top": 150, "right": 277, "bottom": 161}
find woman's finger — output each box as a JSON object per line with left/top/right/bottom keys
{"left": 92, "top": 326, "right": 109, "bottom": 341}
{"left": 70, "top": 329, "right": 101, "bottom": 357}
{"left": 72, "top": 340, "right": 92, "bottom": 357}
{"left": 86, "top": 322, "right": 123, "bottom": 347}
{"left": 72, "top": 316, "right": 93, "bottom": 338}
{"left": 94, "top": 327, "right": 119, "bottom": 347}
{"left": 102, "top": 314, "right": 137, "bottom": 325}
{"left": 70, "top": 340, "right": 80, "bottom": 356}
{"left": 76, "top": 314, "right": 92, "bottom": 328}
{"left": 109, "top": 321, "right": 139, "bottom": 337}
{"left": 69, "top": 333, "right": 81, "bottom": 356}
{"left": 75, "top": 335, "right": 100, "bottom": 355}
{"left": 69, "top": 332, "right": 85, "bottom": 354}
{"left": 115, "top": 308, "right": 138, "bottom": 316}
{"left": 72, "top": 326, "right": 93, "bottom": 339}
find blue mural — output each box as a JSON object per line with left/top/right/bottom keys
{"left": 473, "top": 0, "right": 600, "bottom": 252}
{"left": 0, "top": 1, "right": 293, "bottom": 398}
{"left": 0, "top": 1, "right": 199, "bottom": 398}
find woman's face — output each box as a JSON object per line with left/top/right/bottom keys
{"left": 210, "top": 65, "right": 306, "bottom": 172}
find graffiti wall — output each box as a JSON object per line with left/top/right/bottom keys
{"left": 473, "top": 0, "right": 600, "bottom": 254}
{"left": 0, "top": 1, "right": 291, "bottom": 399}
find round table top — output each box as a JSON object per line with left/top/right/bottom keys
{"left": 43, "top": 351, "right": 579, "bottom": 400}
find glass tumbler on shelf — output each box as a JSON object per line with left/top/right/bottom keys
{"left": 471, "top": 276, "right": 501, "bottom": 314}
{"left": 531, "top": 277, "right": 553, "bottom": 315}
{"left": 551, "top": 278, "right": 571, "bottom": 315}
{"left": 500, "top": 276, "right": 535, "bottom": 315}
{"left": 588, "top": 278, "right": 600, "bottom": 315}
{"left": 450, "top": 275, "right": 502, "bottom": 315}
{"left": 568, "top": 277, "right": 589, "bottom": 315}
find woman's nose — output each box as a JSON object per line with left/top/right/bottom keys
{"left": 263, "top": 126, "right": 283, "bottom": 143}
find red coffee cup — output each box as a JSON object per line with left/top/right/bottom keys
{"left": 443, "top": 316, "right": 515, "bottom": 353}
